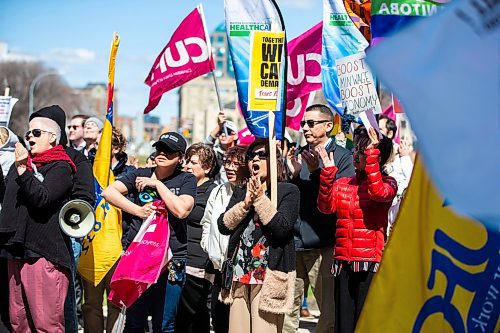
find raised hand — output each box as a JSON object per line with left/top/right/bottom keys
{"left": 286, "top": 146, "right": 302, "bottom": 178}
{"left": 14, "top": 143, "right": 28, "bottom": 167}
{"left": 217, "top": 112, "right": 227, "bottom": 128}
{"left": 366, "top": 127, "right": 380, "bottom": 149}
{"left": 250, "top": 175, "right": 263, "bottom": 200}
{"left": 315, "top": 145, "right": 335, "bottom": 168}
{"left": 243, "top": 177, "right": 256, "bottom": 209}
{"left": 301, "top": 148, "right": 320, "bottom": 172}
{"left": 398, "top": 139, "right": 412, "bottom": 156}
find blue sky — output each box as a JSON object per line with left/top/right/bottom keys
{"left": 0, "top": 0, "right": 322, "bottom": 123}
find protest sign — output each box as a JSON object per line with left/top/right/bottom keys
{"left": 0, "top": 96, "right": 18, "bottom": 126}
{"left": 248, "top": 31, "right": 285, "bottom": 112}
{"left": 359, "top": 109, "right": 383, "bottom": 139}
{"left": 225, "top": 0, "right": 286, "bottom": 140}
{"left": 336, "top": 52, "right": 381, "bottom": 116}
{"left": 322, "top": 0, "right": 369, "bottom": 115}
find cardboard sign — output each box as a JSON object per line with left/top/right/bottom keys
{"left": 336, "top": 52, "right": 381, "bottom": 116}
{"left": 248, "top": 31, "right": 285, "bottom": 111}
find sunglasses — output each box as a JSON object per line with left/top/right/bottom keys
{"left": 300, "top": 120, "right": 330, "bottom": 128}
{"left": 67, "top": 125, "right": 80, "bottom": 130}
{"left": 246, "top": 150, "right": 268, "bottom": 160}
{"left": 218, "top": 130, "right": 236, "bottom": 136}
{"left": 25, "top": 129, "right": 54, "bottom": 141}
{"left": 155, "top": 149, "right": 180, "bottom": 157}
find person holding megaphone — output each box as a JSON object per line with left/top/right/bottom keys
{"left": 0, "top": 107, "right": 77, "bottom": 332}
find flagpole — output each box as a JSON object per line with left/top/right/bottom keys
{"left": 268, "top": 110, "right": 277, "bottom": 207}
{"left": 198, "top": 4, "right": 228, "bottom": 137}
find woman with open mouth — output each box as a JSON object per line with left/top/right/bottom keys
{"left": 217, "top": 138, "right": 299, "bottom": 333}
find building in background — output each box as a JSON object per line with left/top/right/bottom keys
{"left": 73, "top": 83, "right": 116, "bottom": 119}
{"left": 178, "top": 23, "right": 243, "bottom": 144}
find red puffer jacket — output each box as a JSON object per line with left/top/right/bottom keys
{"left": 317, "top": 148, "right": 397, "bottom": 263}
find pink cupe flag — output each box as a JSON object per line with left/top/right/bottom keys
{"left": 144, "top": 5, "right": 214, "bottom": 114}
{"left": 286, "top": 22, "right": 322, "bottom": 130}
{"left": 108, "top": 201, "right": 171, "bottom": 308}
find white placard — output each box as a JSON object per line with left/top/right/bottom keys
{"left": 0, "top": 96, "right": 18, "bottom": 126}
{"left": 336, "top": 52, "right": 382, "bottom": 117}
{"left": 359, "top": 109, "right": 383, "bottom": 139}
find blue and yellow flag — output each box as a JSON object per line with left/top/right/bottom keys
{"left": 78, "top": 34, "right": 123, "bottom": 286}
{"left": 356, "top": 159, "right": 499, "bottom": 333}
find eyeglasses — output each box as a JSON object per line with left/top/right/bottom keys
{"left": 25, "top": 129, "right": 54, "bottom": 141}
{"left": 246, "top": 150, "right": 268, "bottom": 160}
{"left": 300, "top": 120, "right": 330, "bottom": 128}
{"left": 67, "top": 125, "right": 80, "bottom": 130}
{"left": 223, "top": 159, "right": 243, "bottom": 168}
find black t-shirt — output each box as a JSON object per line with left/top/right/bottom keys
{"left": 118, "top": 167, "right": 197, "bottom": 259}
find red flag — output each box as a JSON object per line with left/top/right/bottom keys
{"left": 144, "top": 5, "right": 214, "bottom": 114}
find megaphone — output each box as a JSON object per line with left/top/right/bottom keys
{"left": 59, "top": 199, "right": 95, "bottom": 238}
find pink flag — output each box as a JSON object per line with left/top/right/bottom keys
{"left": 238, "top": 127, "right": 255, "bottom": 146}
{"left": 286, "top": 92, "right": 315, "bottom": 130}
{"left": 285, "top": 22, "right": 322, "bottom": 130}
{"left": 144, "top": 6, "right": 214, "bottom": 114}
{"left": 108, "top": 201, "right": 171, "bottom": 308}
{"left": 286, "top": 22, "right": 322, "bottom": 103}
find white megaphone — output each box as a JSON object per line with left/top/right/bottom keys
{"left": 59, "top": 199, "right": 95, "bottom": 238}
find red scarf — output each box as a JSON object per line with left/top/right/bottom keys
{"left": 27, "top": 145, "right": 77, "bottom": 173}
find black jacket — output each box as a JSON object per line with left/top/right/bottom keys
{"left": 291, "top": 140, "right": 355, "bottom": 250}
{"left": 112, "top": 152, "right": 137, "bottom": 249}
{"left": 66, "top": 147, "right": 95, "bottom": 206}
{"left": 0, "top": 161, "right": 74, "bottom": 269}
{"left": 186, "top": 179, "right": 216, "bottom": 269}
{"left": 218, "top": 182, "right": 299, "bottom": 274}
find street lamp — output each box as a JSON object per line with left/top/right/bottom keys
{"left": 28, "top": 71, "right": 61, "bottom": 116}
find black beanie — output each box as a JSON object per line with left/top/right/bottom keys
{"left": 29, "top": 105, "right": 67, "bottom": 146}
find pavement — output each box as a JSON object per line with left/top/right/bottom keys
{"left": 78, "top": 305, "right": 321, "bottom": 332}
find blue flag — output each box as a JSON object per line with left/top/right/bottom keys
{"left": 224, "top": 0, "right": 286, "bottom": 139}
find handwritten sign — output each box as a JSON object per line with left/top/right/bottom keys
{"left": 336, "top": 52, "right": 381, "bottom": 116}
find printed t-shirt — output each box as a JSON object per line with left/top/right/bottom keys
{"left": 118, "top": 167, "right": 197, "bottom": 259}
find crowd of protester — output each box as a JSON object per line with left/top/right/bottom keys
{"left": 0, "top": 103, "right": 413, "bottom": 333}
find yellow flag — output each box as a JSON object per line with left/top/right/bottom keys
{"left": 356, "top": 159, "right": 500, "bottom": 333}
{"left": 78, "top": 34, "right": 123, "bottom": 286}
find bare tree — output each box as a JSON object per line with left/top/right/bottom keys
{"left": 0, "top": 61, "right": 83, "bottom": 136}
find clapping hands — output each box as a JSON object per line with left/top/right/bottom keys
{"left": 315, "top": 145, "right": 335, "bottom": 168}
